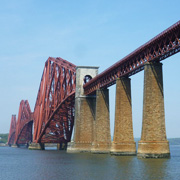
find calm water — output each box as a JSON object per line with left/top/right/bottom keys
{"left": 0, "top": 145, "right": 180, "bottom": 180}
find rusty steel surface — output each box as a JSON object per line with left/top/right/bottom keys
{"left": 14, "top": 100, "right": 33, "bottom": 145}
{"left": 33, "top": 57, "right": 76, "bottom": 143}
{"left": 84, "top": 21, "right": 180, "bottom": 95}
{"left": 7, "top": 115, "right": 16, "bottom": 145}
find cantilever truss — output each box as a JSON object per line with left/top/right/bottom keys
{"left": 7, "top": 115, "right": 16, "bottom": 146}
{"left": 14, "top": 100, "right": 33, "bottom": 145}
{"left": 84, "top": 21, "right": 180, "bottom": 95}
{"left": 33, "top": 57, "right": 76, "bottom": 143}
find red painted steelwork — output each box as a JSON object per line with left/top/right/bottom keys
{"left": 84, "top": 21, "right": 180, "bottom": 95}
{"left": 33, "top": 57, "right": 76, "bottom": 143}
{"left": 7, "top": 115, "right": 16, "bottom": 145}
{"left": 14, "top": 100, "right": 33, "bottom": 145}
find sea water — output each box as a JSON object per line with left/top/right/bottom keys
{"left": 0, "top": 145, "right": 180, "bottom": 180}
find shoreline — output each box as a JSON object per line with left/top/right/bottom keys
{"left": 0, "top": 143, "right": 7, "bottom": 147}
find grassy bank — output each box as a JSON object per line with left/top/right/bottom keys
{"left": 0, "top": 134, "right": 8, "bottom": 143}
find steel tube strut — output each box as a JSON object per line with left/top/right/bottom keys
{"left": 7, "top": 115, "right": 16, "bottom": 146}
{"left": 14, "top": 100, "right": 33, "bottom": 145}
{"left": 33, "top": 57, "right": 76, "bottom": 144}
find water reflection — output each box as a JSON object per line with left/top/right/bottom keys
{"left": 0, "top": 147, "right": 180, "bottom": 180}
{"left": 110, "top": 156, "right": 136, "bottom": 180}
{"left": 138, "top": 158, "right": 170, "bottom": 180}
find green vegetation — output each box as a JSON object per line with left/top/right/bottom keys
{"left": 0, "top": 133, "right": 9, "bottom": 143}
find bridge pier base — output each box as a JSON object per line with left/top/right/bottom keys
{"left": 91, "top": 89, "right": 111, "bottom": 154}
{"left": 57, "top": 143, "right": 67, "bottom": 150}
{"left": 28, "top": 143, "right": 45, "bottom": 150}
{"left": 67, "top": 66, "right": 98, "bottom": 153}
{"left": 67, "top": 96, "right": 96, "bottom": 153}
{"left": 110, "top": 77, "right": 136, "bottom": 156}
{"left": 11, "top": 144, "right": 18, "bottom": 148}
{"left": 137, "top": 62, "right": 170, "bottom": 158}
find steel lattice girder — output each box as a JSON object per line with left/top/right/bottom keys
{"left": 14, "top": 100, "right": 33, "bottom": 145}
{"left": 83, "top": 20, "right": 180, "bottom": 95}
{"left": 7, "top": 115, "right": 16, "bottom": 145}
{"left": 33, "top": 57, "right": 76, "bottom": 143}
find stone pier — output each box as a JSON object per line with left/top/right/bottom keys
{"left": 111, "top": 77, "right": 136, "bottom": 155}
{"left": 11, "top": 144, "right": 18, "bottom": 148}
{"left": 67, "top": 66, "right": 98, "bottom": 153}
{"left": 91, "top": 89, "right": 111, "bottom": 153}
{"left": 28, "top": 143, "right": 45, "bottom": 150}
{"left": 138, "top": 62, "right": 170, "bottom": 158}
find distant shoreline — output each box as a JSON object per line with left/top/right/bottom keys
{"left": 134, "top": 138, "right": 180, "bottom": 145}
{"left": 0, "top": 143, "right": 7, "bottom": 147}
{"left": 1, "top": 136, "right": 180, "bottom": 147}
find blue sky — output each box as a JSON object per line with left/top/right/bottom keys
{"left": 0, "top": 0, "right": 180, "bottom": 138}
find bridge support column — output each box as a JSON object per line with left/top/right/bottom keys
{"left": 67, "top": 66, "right": 98, "bottom": 153}
{"left": 138, "top": 62, "right": 170, "bottom": 158}
{"left": 28, "top": 143, "right": 45, "bottom": 150}
{"left": 91, "top": 89, "right": 111, "bottom": 153}
{"left": 110, "top": 77, "right": 136, "bottom": 155}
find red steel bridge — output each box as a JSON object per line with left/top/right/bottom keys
{"left": 8, "top": 20, "right": 180, "bottom": 148}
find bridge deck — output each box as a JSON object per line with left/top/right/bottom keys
{"left": 83, "top": 21, "right": 180, "bottom": 95}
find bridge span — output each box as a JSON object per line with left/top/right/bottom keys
{"left": 8, "top": 21, "right": 180, "bottom": 158}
